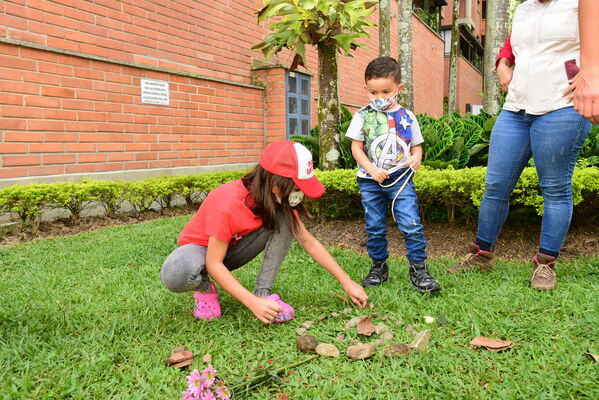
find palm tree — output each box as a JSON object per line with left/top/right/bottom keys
{"left": 254, "top": 0, "right": 375, "bottom": 170}
{"left": 483, "top": 0, "right": 510, "bottom": 114}
{"left": 379, "top": 0, "right": 391, "bottom": 56}
{"left": 397, "top": 0, "right": 414, "bottom": 109}
{"left": 447, "top": 0, "right": 461, "bottom": 113}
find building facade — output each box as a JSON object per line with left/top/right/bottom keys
{"left": 0, "top": 0, "right": 487, "bottom": 186}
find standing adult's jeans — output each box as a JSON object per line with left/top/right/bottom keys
{"left": 476, "top": 107, "right": 591, "bottom": 256}
{"left": 160, "top": 211, "right": 293, "bottom": 296}
{"left": 358, "top": 168, "right": 427, "bottom": 263}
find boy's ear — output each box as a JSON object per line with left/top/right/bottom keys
{"left": 397, "top": 83, "right": 405, "bottom": 93}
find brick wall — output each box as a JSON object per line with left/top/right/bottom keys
{"left": 456, "top": 57, "right": 484, "bottom": 114}
{"left": 412, "top": 16, "right": 445, "bottom": 118}
{"left": 443, "top": 56, "right": 484, "bottom": 114}
{"left": 0, "top": 42, "right": 265, "bottom": 180}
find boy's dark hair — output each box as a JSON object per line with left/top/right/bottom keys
{"left": 364, "top": 56, "right": 401, "bottom": 84}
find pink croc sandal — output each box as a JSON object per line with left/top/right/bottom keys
{"left": 268, "top": 294, "right": 295, "bottom": 323}
{"left": 193, "top": 282, "right": 221, "bottom": 320}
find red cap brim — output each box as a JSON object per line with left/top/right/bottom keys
{"left": 293, "top": 175, "right": 325, "bottom": 199}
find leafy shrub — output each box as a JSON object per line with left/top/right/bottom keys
{"left": 0, "top": 184, "right": 53, "bottom": 224}
{"left": 1, "top": 167, "right": 598, "bottom": 224}
{"left": 47, "top": 182, "right": 98, "bottom": 219}
{"left": 85, "top": 180, "right": 127, "bottom": 217}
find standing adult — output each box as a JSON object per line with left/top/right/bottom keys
{"left": 449, "top": 0, "right": 592, "bottom": 290}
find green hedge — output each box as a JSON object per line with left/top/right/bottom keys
{"left": 1, "top": 167, "right": 598, "bottom": 224}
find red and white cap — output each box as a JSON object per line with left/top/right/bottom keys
{"left": 259, "top": 140, "right": 325, "bottom": 199}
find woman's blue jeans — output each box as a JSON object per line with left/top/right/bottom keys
{"left": 358, "top": 169, "right": 427, "bottom": 263}
{"left": 476, "top": 107, "right": 591, "bottom": 256}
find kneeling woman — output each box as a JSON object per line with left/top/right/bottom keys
{"left": 161, "top": 141, "right": 368, "bottom": 324}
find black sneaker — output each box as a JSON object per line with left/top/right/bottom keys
{"left": 409, "top": 263, "right": 441, "bottom": 293}
{"left": 362, "top": 260, "right": 389, "bottom": 287}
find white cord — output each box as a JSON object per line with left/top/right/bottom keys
{"left": 378, "top": 166, "right": 416, "bottom": 222}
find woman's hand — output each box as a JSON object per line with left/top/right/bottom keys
{"left": 566, "top": 66, "right": 599, "bottom": 124}
{"left": 247, "top": 296, "right": 283, "bottom": 324}
{"left": 496, "top": 58, "right": 513, "bottom": 93}
{"left": 342, "top": 280, "right": 368, "bottom": 308}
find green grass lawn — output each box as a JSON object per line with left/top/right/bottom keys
{"left": 1, "top": 215, "right": 598, "bottom": 399}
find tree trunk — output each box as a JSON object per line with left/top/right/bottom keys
{"left": 447, "top": 0, "right": 461, "bottom": 113}
{"left": 379, "top": 0, "right": 390, "bottom": 56}
{"left": 397, "top": 0, "right": 414, "bottom": 109}
{"left": 483, "top": 0, "right": 510, "bottom": 114}
{"left": 317, "top": 40, "right": 340, "bottom": 171}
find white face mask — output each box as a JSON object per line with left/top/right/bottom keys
{"left": 288, "top": 190, "right": 304, "bottom": 207}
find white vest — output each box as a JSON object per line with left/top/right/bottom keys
{"left": 504, "top": 0, "right": 580, "bottom": 115}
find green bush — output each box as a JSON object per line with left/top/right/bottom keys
{"left": 47, "top": 182, "right": 98, "bottom": 219}
{"left": 1, "top": 167, "right": 598, "bottom": 224}
{"left": 0, "top": 184, "right": 53, "bottom": 224}
{"left": 84, "top": 180, "right": 127, "bottom": 217}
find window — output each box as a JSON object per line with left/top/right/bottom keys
{"left": 440, "top": 26, "right": 484, "bottom": 72}
{"left": 413, "top": 0, "right": 447, "bottom": 33}
{"left": 286, "top": 71, "right": 311, "bottom": 137}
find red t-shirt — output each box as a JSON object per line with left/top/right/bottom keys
{"left": 178, "top": 179, "right": 263, "bottom": 247}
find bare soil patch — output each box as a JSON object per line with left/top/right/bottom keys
{"left": 2, "top": 207, "right": 598, "bottom": 260}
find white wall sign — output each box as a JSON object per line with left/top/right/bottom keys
{"left": 141, "top": 78, "right": 169, "bottom": 105}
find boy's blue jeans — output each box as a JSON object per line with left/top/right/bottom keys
{"left": 358, "top": 169, "right": 426, "bottom": 263}
{"left": 476, "top": 107, "right": 591, "bottom": 256}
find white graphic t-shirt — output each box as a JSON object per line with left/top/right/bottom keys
{"left": 346, "top": 105, "right": 424, "bottom": 179}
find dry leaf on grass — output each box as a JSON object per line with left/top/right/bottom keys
{"left": 296, "top": 335, "right": 318, "bottom": 353}
{"left": 347, "top": 343, "right": 376, "bottom": 360}
{"left": 300, "top": 321, "right": 314, "bottom": 329}
{"left": 408, "top": 330, "right": 431, "bottom": 352}
{"left": 296, "top": 327, "right": 307, "bottom": 336}
{"left": 166, "top": 346, "right": 193, "bottom": 368}
{"left": 202, "top": 354, "right": 212, "bottom": 363}
{"left": 470, "top": 337, "right": 515, "bottom": 352}
{"left": 315, "top": 343, "right": 340, "bottom": 358}
{"left": 344, "top": 316, "right": 366, "bottom": 331}
{"left": 357, "top": 316, "right": 376, "bottom": 336}
{"left": 384, "top": 344, "right": 411, "bottom": 357}
{"left": 584, "top": 353, "right": 599, "bottom": 363}
{"left": 374, "top": 323, "right": 389, "bottom": 335}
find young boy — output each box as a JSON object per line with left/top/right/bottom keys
{"left": 346, "top": 56, "right": 441, "bottom": 293}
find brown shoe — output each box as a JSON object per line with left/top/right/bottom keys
{"left": 448, "top": 243, "right": 494, "bottom": 274}
{"left": 531, "top": 253, "right": 556, "bottom": 290}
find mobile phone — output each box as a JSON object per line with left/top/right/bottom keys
{"left": 565, "top": 59, "right": 580, "bottom": 80}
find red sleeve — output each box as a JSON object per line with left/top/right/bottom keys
{"left": 205, "top": 209, "right": 234, "bottom": 244}
{"left": 495, "top": 34, "right": 515, "bottom": 68}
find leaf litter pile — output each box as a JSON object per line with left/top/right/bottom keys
{"left": 164, "top": 294, "right": 596, "bottom": 398}
{"left": 295, "top": 305, "right": 435, "bottom": 360}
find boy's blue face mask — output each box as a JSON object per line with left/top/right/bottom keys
{"left": 369, "top": 92, "right": 398, "bottom": 112}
